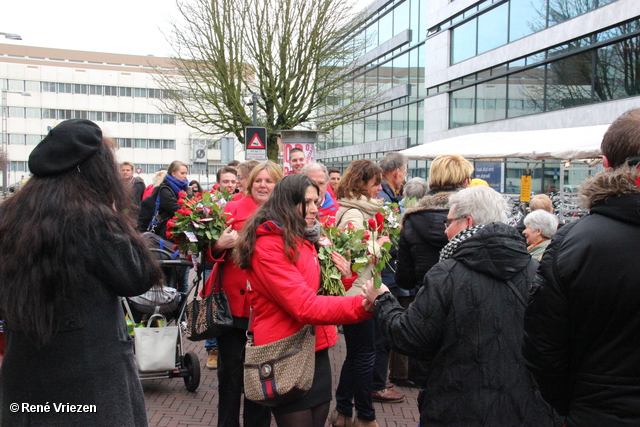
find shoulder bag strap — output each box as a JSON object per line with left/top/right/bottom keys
{"left": 506, "top": 280, "right": 527, "bottom": 307}
{"left": 335, "top": 207, "right": 356, "bottom": 226}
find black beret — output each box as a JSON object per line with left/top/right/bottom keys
{"left": 28, "top": 119, "right": 103, "bottom": 176}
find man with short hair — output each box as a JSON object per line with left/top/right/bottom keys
{"left": 302, "top": 163, "right": 338, "bottom": 225}
{"left": 216, "top": 166, "right": 238, "bottom": 193}
{"left": 523, "top": 108, "right": 640, "bottom": 427}
{"left": 289, "top": 147, "right": 307, "bottom": 174}
{"left": 370, "top": 152, "right": 409, "bottom": 404}
{"left": 328, "top": 167, "right": 341, "bottom": 198}
{"left": 121, "top": 161, "right": 145, "bottom": 205}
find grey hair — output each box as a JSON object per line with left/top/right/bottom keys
{"left": 379, "top": 152, "right": 408, "bottom": 173}
{"left": 302, "top": 162, "right": 329, "bottom": 182}
{"left": 449, "top": 186, "right": 507, "bottom": 225}
{"left": 524, "top": 209, "right": 558, "bottom": 239}
{"left": 403, "top": 177, "right": 429, "bottom": 199}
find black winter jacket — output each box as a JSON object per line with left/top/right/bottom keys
{"left": 523, "top": 168, "right": 640, "bottom": 427}
{"left": 395, "top": 190, "right": 452, "bottom": 291}
{"left": 374, "top": 222, "right": 560, "bottom": 426}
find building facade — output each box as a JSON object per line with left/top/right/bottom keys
{"left": 0, "top": 44, "right": 234, "bottom": 189}
{"left": 319, "top": 0, "right": 640, "bottom": 193}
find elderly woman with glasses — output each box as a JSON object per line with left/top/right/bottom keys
{"left": 362, "top": 186, "right": 562, "bottom": 427}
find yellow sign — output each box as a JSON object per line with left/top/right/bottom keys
{"left": 520, "top": 175, "right": 532, "bottom": 202}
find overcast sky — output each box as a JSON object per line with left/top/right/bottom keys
{"left": 0, "top": 0, "right": 371, "bottom": 57}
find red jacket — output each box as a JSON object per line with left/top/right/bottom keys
{"left": 246, "top": 221, "right": 371, "bottom": 352}
{"left": 207, "top": 195, "right": 258, "bottom": 319}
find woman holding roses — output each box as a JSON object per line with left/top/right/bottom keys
{"left": 330, "top": 159, "right": 390, "bottom": 427}
{"left": 208, "top": 161, "right": 283, "bottom": 427}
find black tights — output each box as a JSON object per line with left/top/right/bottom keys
{"left": 273, "top": 402, "right": 330, "bottom": 427}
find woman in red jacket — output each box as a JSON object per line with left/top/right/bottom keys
{"left": 235, "top": 174, "right": 372, "bottom": 427}
{"left": 208, "top": 160, "right": 283, "bottom": 427}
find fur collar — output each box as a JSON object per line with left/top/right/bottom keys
{"left": 580, "top": 165, "right": 640, "bottom": 209}
{"left": 404, "top": 191, "right": 455, "bottom": 216}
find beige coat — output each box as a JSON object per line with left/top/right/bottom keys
{"left": 336, "top": 195, "right": 384, "bottom": 296}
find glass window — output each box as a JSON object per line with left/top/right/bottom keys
{"left": 105, "top": 112, "right": 118, "bottom": 122}
{"left": 8, "top": 107, "right": 24, "bottom": 118}
{"left": 148, "top": 88, "right": 162, "bottom": 98}
{"left": 42, "top": 82, "right": 56, "bottom": 92}
{"left": 509, "top": 0, "right": 544, "bottom": 42}
{"left": 162, "top": 115, "right": 175, "bottom": 124}
{"left": 88, "top": 111, "right": 103, "bottom": 121}
{"left": 57, "top": 109, "right": 72, "bottom": 120}
{"left": 134, "top": 113, "right": 147, "bottom": 123}
{"left": 450, "top": 86, "right": 475, "bottom": 128}
{"left": 392, "top": 52, "right": 410, "bottom": 88}
{"left": 393, "top": 0, "right": 410, "bottom": 37}
{"left": 89, "top": 85, "right": 103, "bottom": 95}
{"left": 546, "top": 52, "right": 593, "bottom": 112}
{"left": 594, "top": 37, "right": 640, "bottom": 102}
{"left": 58, "top": 83, "right": 72, "bottom": 93}
{"left": 25, "top": 107, "right": 40, "bottom": 119}
{"left": 9, "top": 134, "right": 25, "bottom": 145}
{"left": 119, "top": 112, "right": 132, "bottom": 122}
{"left": 451, "top": 19, "right": 477, "bottom": 64}
{"left": 25, "top": 81, "right": 40, "bottom": 92}
{"left": 162, "top": 140, "right": 175, "bottom": 149}
{"left": 134, "top": 138, "right": 147, "bottom": 149}
{"left": 476, "top": 76, "right": 506, "bottom": 123}
{"left": 119, "top": 87, "right": 132, "bottom": 97}
{"left": 353, "top": 118, "right": 365, "bottom": 145}
{"left": 378, "top": 110, "right": 392, "bottom": 140}
{"left": 364, "top": 114, "right": 378, "bottom": 142}
{"left": 74, "top": 84, "right": 88, "bottom": 94}
{"left": 148, "top": 114, "right": 162, "bottom": 124}
{"left": 148, "top": 139, "right": 162, "bottom": 149}
{"left": 410, "top": 0, "right": 421, "bottom": 44}
{"left": 477, "top": 3, "right": 508, "bottom": 55}
{"left": 379, "top": 61, "right": 393, "bottom": 93}
{"left": 391, "top": 106, "right": 408, "bottom": 138}
{"left": 379, "top": 11, "right": 394, "bottom": 45}
{"left": 119, "top": 138, "right": 132, "bottom": 148}
{"left": 133, "top": 88, "right": 147, "bottom": 98}
{"left": 508, "top": 65, "right": 546, "bottom": 118}
{"left": 26, "top": 135, "right": 41, "bottom": 145}
{"left": 8, "top": 80, "right": 24, "bottom": 91}
{"left": 73, "top": 110, "right": 88, "bottom": 119}
{"left": 42, "top": 108, "right": 56, "bottom": 119}
{"left": 104, "top": 86, "right": 118, "bottom": 96}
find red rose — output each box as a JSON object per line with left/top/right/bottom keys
{"left": 367, "top": 218, "right": 377, "bottom": 231}
{"left": 177, "top": 197, "right": 185, "bottom": 206}
{"left": 166, "top": 219, "right": 175, "bottom": 229}
{"left": 166, "top": 230, "right": 173, "bottom": 239}
{"left": 363, "top": 230, "right": 371, "bottom": 240}
{"left": 178, "top": 191, "right": 187, "bottom": 198}
{"left": 325, "top": 217, "right": 336, "bottom": 227}
{"left": 346, "top": 222, "right": 355, "bottom": 230}
{"left": 375, "top": 212, "right": 385, "bottom": 232}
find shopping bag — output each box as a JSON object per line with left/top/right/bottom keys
{"left": 134, "top": 314, "right": 179, "bottom": 371}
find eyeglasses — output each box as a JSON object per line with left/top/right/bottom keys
{"left": 444, "top": 216, "right": 467, "bottom": 228}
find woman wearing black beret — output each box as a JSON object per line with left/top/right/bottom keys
{"left": 0, "top": 119, "right": 162, "bottom": 426}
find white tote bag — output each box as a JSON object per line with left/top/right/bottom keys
{"left": 134, "top": 314, "right": 179, "bottom": 372}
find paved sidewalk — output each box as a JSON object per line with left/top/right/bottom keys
{"left": 143, "top": 333, "right": 421, "bottom": 427}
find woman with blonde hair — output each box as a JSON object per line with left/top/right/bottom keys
{"left": 209, "top": 160, "right": 283, "bottom": 427}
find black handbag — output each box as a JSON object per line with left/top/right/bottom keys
{"left": 185, "top": 261, "right": 234, "bottom": 341}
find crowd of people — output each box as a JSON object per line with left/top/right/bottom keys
{"left": 2, "top": 108, "right": 640, "bottom": 427}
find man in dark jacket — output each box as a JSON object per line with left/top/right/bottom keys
{"left": 121, "top": 161, "right": 145, "bottom": 205}
{"left": 363, "top": 186, "right": 560, "bottom": 426}
{"left": 523, "top": 109, "right": 640, "bottom": 427}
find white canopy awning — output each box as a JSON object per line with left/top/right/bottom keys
{"left": 400, "top": 125, "right": 610, "bottom": 160}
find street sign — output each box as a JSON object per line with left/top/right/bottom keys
{"left": 135, "top": 168, "right": 142, "bottom": 174}
{"left": 245, "top": 126, "right": 267, "bottom": 160}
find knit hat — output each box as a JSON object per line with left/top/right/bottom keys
{"left": 28, "top": 119, "right": 102, "bottom": 176}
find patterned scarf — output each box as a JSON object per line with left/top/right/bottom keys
{"left": 439, "top": 224, "right": 485, "bottom": 262}
{"left": 304, "top": 220, "right": 321, "bottom": 244}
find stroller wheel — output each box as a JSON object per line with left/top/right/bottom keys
{"left": 183, "top": 351, "right": 201, "bottom": 392}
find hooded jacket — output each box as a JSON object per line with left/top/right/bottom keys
{"left": 523, "top": 166, "right": 640, "bottom": 427}
{"left": 374, "top": 222, "right": 560, "bottom": 426}
{"left": 395, "top": 190, "right": 453, "bottom": 290}
{"left": 246, "top": 221, "right": 370, "bottom": 351}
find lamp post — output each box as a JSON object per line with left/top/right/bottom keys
{"left": 2, "top": 90, "right": 31, "bottom": 198}
{"left": 0, "top": 32, "right": 22, "bottom": 41}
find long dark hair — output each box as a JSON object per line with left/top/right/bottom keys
{"left": 0, "top": 138, "right": 161, "bottom": 344}
{"left": 235, "top": 174, "right": 319, "bottom": 270}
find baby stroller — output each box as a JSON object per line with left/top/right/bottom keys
{"left": 122, "top": 232, "right": 201, "bottom": 392}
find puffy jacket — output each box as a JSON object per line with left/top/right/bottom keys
{"left": 395, "top": 190, "right": 453, "bottom": 291}
{"left": 246, "top": 221, "right": 370, "bottom": 351}
{"left": 523, "top": 167, "right": 640, "bottom": 427}
{"left": 374, "top": 222, "right": 560, "bottom": 426}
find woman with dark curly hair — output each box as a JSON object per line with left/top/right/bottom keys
{"left": 0, "top": 119, "right": 162, "bottom": 426}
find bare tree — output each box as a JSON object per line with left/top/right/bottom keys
{"left": 154, "top": 0, "right": 374, "bottom": 160}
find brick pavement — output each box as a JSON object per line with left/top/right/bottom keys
{"left": 143, "top": 334, "right": 420, "bottom": 427}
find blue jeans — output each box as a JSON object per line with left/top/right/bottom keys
{"left": 335, "top": 318, "right": 376, "bottom": 421}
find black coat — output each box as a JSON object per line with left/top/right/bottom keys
{"left": 523, "top": 189, "right": 640, "bottom": 427}
{"left": 395, "top": 190, "right": 452, "bottom": 291}
{"left": 374, "top": 222, "right": 560, "bottom": 426}
{"left": 1, "top": 228, "right": 158, "bottom": 426}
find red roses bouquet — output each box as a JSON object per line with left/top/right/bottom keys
{"left": 166, "top": 190, "right": 232, "bottom": 254}
{"left": 367, "top": 203, "right": 403, "bottom": 288}
{"left": 317, "top": 217, "right": 370, "bottom": 296}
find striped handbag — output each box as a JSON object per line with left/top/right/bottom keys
{"left": 243, "top": 324, "right": 316, "bottom": 407}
